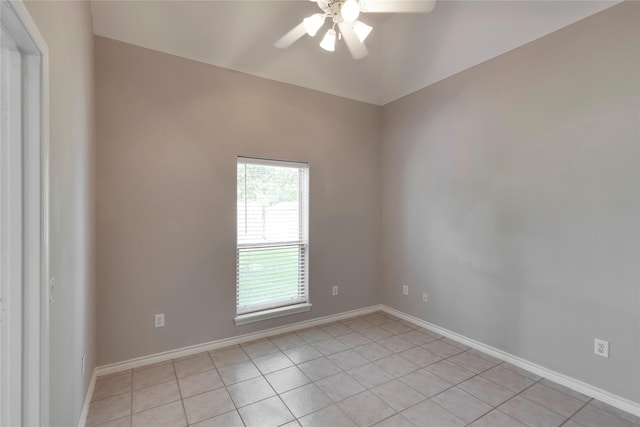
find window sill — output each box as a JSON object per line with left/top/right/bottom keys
{"left": 234, "top": 303, "right": 313, "bottom": 326}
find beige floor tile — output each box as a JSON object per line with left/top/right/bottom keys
{"left": 87, "top": 393, "right": 132, "bottom": 426}
{"left": 399, "top": 369, "right": 452, "bottom": 398}
{"left": 132, "top": 379, "right": 181, "bottom": 413}
{"left": 265, "top": 365, "right": 311, "bottom": 394}
{"left": 299, "top": 404, "right": 358, "bottom": 427}
{"left": 538, "top": 379, "right": 590, "bottom": 402}
{"left": 238, "top": 396, "right": 295, "bottom": 427}
{"left": 480, "top": 365, "right": 535, "bottom": 393}
{"left": 422, "top": 339, "right": 467, "bottom": 358}
{"left": 310, "top": 338, "right": 349, "bottom": 356}
{"left": 589, "top": 400, "right": 640, "bottom": 425}
{"left": 92, "top": 416, "right": 131, "bottom": 427}
{"left": 327, "top": 349, "right": 370, "bottom": 371}
{"left": 131, "top": 400, "right": 186, "bottom": 427}
{"left": 92, "top": 372, "right": 132, "bottom": 401}
{"left": 319, "top": 322, "right": 356, "bottom": 338}
{"left": 337, "top": 332, "right": 373, "bottom": 348}
{"left": 398, "top": 330, "right": 438, "bottom": 346}
{"left": 189, "top": 410, "right": 244, "bottom": 427}
{"left": 360, "top": 326, "right": 394, "bottom": 341}
{"left": 270, "top": 333, "right": 306, "bottom": 351}
{"left": 209, "top": 346, "right": 249, "bottom": 368}
{"left": 372, "top": 413, "right": 415, "bottom": 427}
{"left": 340, "top": 318, "right": 375, "bottom": 331}
{"left": 520, "top": 382, "right": 585, "bottom": 417}
{"left": 378, "top": 336, "right": 414, "bottom": 353}
{"left": 183, "top": 388, "right": 235, "bottom": 424}
{"left": 440, "top": 337, "right": 470, "bottom": 350}
{"left": 348, "top": 363, "right": 395, "bottom": 389}
{"left": 374, "top": 354, "right": 420, "bottom": 378}
{"left": 355, "top": 342, "right": 394, "bottom": 362}
{"left": 458, "top": 375, "right": 517, "bottom": 407}
{"left": 281, "top": 421, "right": 302, "bottom": 427}
{"left": 283, "top": 344, "right": 323, "bottom": 364}
{"left": 217, "top": 360, "right": 261, "bottom": 385}
{"left": 132, "top": 363, "right": 176, "bottom": 390}
{"left": 398, "top": 347, "right": 442, "bottom": 367}
{"left": 424, "top": 360, "right": 475, "bottom": 385}
{"left": 296, "top": 327, "right": 332, "bottom": 343}
{"left": 316, "top": 372, "right": 365, "bottom": 402}
{"left": 469, "top": 409, "right": 527, "bottom": 427}
{"left": 281, "top": 383, "right": 332, "bottom": 418}
{"left": 431, "top": 387, "right": 493, "bottom": 424}
{"left": 500, "top": 362, "right": 543, "bottom": 381}
{"left": 571, "top": 403, "right": 637, "bottom": 427}
{"left": 298, "top": 357, "right": 341, "bottom": 381}
{"left": 242, "top": 339, "right": 281, "bottom": 359}
{"left": 173, "top": 353, "right": 214, "bottom": 378}
{"left": 178, "top": 369, "right": 224, "bottom": 397}
{"left": 448, "top": 351, "right": 497, "bottom": 373}
{"left": 253, "top": 351, "right": 294, "bottom": 375}
{"left": 338, "top": 391, "right": 396, "bottom": 427}
{"left": 380, "top": 321, "right": 413, "bottom": 335}
{"left": 371, "top": 379, "right": 425, "bottom": 411}
{"left": 499, "top": 395, "right": 566, "bottom": 427}
{"left": 467, "top": 349, "right": 503, "bottom": 365}
{"left": 401, "top": 399, "right": 465, "bottom": 427}
{"left": 227, "top": 376, "right": 276, "bottom": 407}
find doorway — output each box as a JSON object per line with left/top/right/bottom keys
{"left": 0, "top": 0, "right": 49, "bottom": 424}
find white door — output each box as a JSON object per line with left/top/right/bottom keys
{"left": 0, "top": 24, "right": 24, "bottom": 427}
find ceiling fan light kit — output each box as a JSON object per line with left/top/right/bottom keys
{"left": 275, "top": 0, "right": 436, "bottom": 59}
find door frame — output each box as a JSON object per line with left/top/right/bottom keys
{"left": 0, "top": 0, "right": 49, "bottom": 424}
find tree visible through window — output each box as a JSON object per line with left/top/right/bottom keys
{"left": 236, "top": 157, "right": 309, "bottom": 316}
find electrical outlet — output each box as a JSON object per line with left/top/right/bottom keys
{"left": 155, "top": 313, "right": 165, "bottom": 328}
{"left": 402, "top": 285, "right": 408, "bottom": 296}
{"left": 594, "top": 338, "right": 609, "bottom": 358}
{"left": 81, "top": 353, "right": 86, "bottom": 377}
{"left": 332, "top": 285, "right": 339, "bottom": 296}
{"left": 422, "top": 292, "right": 428, "bottom": 303}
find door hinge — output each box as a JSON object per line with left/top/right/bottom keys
{"left": 0, "top": 297, "right": 5, "bottom": 322}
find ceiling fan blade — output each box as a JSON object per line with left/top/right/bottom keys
{"left": 274, "top": 22, "right": 307, "bottom": 49}
{"left": 359, "top": 0, "right": 436, "bottom": 13}
{"left": 338, "top": 22, "right": 368, "bottom": 60}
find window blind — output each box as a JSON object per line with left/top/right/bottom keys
{"left": 236, "top": 157, "right": 309, "bottom": 315}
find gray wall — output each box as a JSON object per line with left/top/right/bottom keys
{"left": 23, "top": 1, "right": 96, "bottom": 426}
{"left": 95, "top": 37, "right": 382, "bottom": 365}
{"left": 380, "top": 1, "right": 639, "bottom": 403}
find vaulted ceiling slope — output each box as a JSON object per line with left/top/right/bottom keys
{"left": 91, "top": 0, "right": 619, "bottom": 105}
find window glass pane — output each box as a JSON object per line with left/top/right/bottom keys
{"left": 237, "top": 246, "right": 302, "bottom": 308}
{"left": 236, "top": 158, "right": 309, "bottom": 316}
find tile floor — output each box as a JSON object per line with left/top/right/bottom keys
{"left": 86, "top": 311, "right": 640, "bottom": 427}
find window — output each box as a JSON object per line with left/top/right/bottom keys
{"left": 235, "top": 157, "right": 310, "bottom": 325}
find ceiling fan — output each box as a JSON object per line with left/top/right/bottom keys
{"left": 275, "top": 0, "right": 436, "bottom": 60}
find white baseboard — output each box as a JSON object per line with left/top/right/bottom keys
{"left": 95, "top": 305, "right": 382, "bottom": 377}
{"left": 77, "top": 368, "right": 97, "bottom": 427}
{"left": 381, "top": 305, "right": 640, "bottom": 418}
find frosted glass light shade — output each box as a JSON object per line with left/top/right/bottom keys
{"left": 319, "top": 29, "right": 336, "bottom": 51}
{"left": 341, "top": 0, "right": 360, "bottom": 23}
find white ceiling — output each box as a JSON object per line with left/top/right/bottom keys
{"left": 91, "top": 0, "right": 619, "bottom": 105}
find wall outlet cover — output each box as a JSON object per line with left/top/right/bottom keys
{"left": 422, "top": 292, "right": 428, "bottom": 303}
{"left": 402, "top": 285, "right": 408, "bottom": 296}
{"left": 594, "top": 338, "right": 609, "bottom": 358}
{"left": 332, "top": 285, "right": 339, "bottom": 296}
{"left": 155, "top": 313, "right": 165, "bottom": 328}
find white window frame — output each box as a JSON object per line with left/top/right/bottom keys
{"left": 234, "top": 157, "right": 311, "bottom": 326}
{"left": 0, "top": 1, "right": 50, "bottom": 425}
